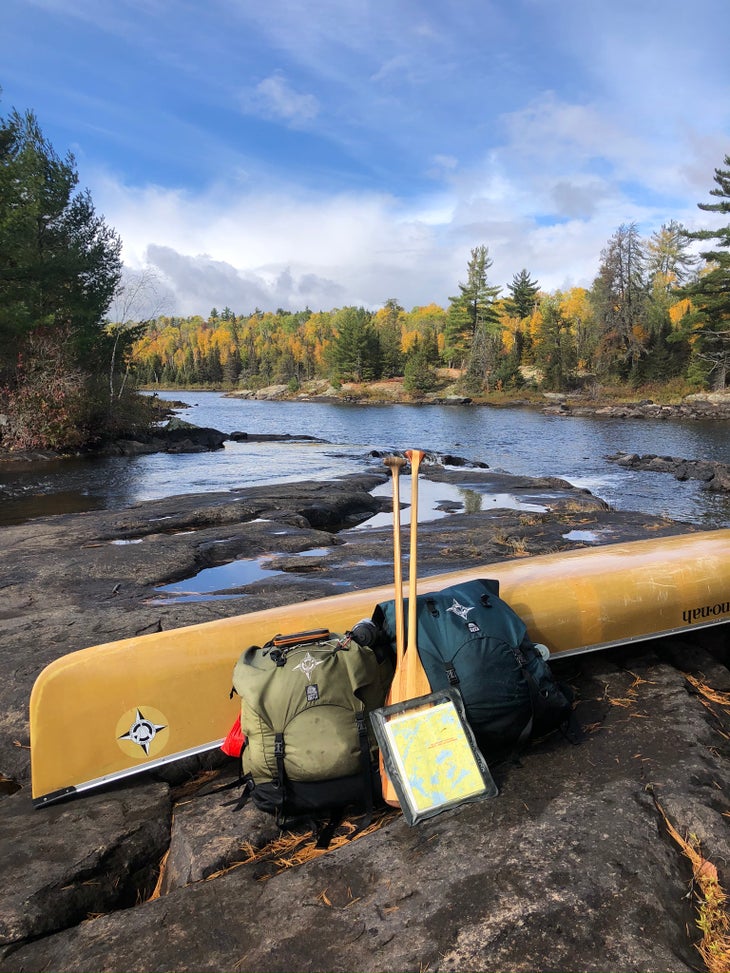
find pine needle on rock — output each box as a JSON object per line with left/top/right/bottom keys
{"left": 655, "top": 800, "right": 729, "bottom": 973}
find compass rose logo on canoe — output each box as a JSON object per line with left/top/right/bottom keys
{"left": 116, "top": 706, "right": 169, "bottom": 759}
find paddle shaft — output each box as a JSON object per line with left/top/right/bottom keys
{"left": 403, "top": 449, "right": 430, "bottom": 700}
{"left": 381, "top": 454, "right": 407, "bottom": 807}
{"left": 383, "top": 455, "right": 406, "bottom": 669}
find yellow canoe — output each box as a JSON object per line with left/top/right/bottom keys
{"left": 30, "top": 528, "right": 730, "bottom": 806}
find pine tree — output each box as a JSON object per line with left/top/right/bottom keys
{"left": 505, "top": 269, "right": 540, "bottom": 318}
{"left": 328, "top": 307, "right": 381, "bottom": 381}
{"left": 444, "top": 246, "right": 501, "bottom": 379}
{"left": 534, "top": 297, "right": 577, "bottom": 391}
{"left": 375, "top": 298, "right": 404, "bottom": 377}
{"left": 403, "top": 339, "right": 437, "bottom": 395}
{"left": 680, "top": 155, "right": 730, "bottom": 389}
{"left": 0, "top": 108, "right": 122, "bottom": 374}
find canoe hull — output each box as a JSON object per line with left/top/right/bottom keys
{"left": 30, "top": 529, "right": 730, "bottom": 805}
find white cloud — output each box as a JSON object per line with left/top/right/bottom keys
{"left": 93, "top": 156, "right": 620, "bottom": 316}
{"left": 242, "top": 72, "right": 320, "bottom": 126}
{"left": 145, "top": 245, "right": 346, "bottom": 313}
{"left": 91, "top": 77, "right": 722, "bottom": 318}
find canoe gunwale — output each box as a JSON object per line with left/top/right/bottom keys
{"left": 548, "top": 614, "right": 728, "bottom": 659}
{"left": 32, "top": 738, "right": 225, "bottom": 808}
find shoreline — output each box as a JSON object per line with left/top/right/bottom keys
{"left": 1, "top": 384, "right": 727, "bottom": 470}
{"left": 212, "top": 379, "right": 730, "bottom": 420}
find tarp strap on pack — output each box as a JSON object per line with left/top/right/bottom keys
{"left": 223, "top": 773, "right": 255, "bottom": 812}
{"left": 274, "top": 733, "right": 286, "bottom": 792}
{"left": 315, "top": 712, "right": 373, "bottom": 850}
{"left": 355, "top": 711, "right": 372, "bottom": 811}
{"left": 272, "top": 733, "right": 289, "bottom": 823}
{"left": 512, "top": 645, "right": 537, "bottom": 746}
{"left": 357, "top": 710, "right": 375, "bottom": 830}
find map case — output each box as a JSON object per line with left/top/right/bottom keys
{"left": 371, "top": 688, "right": 498, "bottom": 825}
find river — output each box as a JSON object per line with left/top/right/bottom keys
{"left": 1, "top": 391, "right": 729, "bottom": 528}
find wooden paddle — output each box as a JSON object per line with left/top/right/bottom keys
{"left": 380, "top": 449, "right": 431, "bottom": 808}
{"left": 383, "top": 454, "right": 407, "bottom": 670}
{"left": 380, "top": 454, "right": 406, "bottom": 807}
{"left": 402, "top": 448, "right": 431, "bottom": 702}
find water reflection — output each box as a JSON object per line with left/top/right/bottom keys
{"left": 356, "top": 478, "right": 546, "bottom": 529}
{"left": 461, "top": 488, "right": 483, "bottom": 515}
{"left": 148, "top": 557, "right": 282, "bottom": 604}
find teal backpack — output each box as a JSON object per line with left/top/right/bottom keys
{"left": 373, "top": 579, "right": 574, "bottom": 762}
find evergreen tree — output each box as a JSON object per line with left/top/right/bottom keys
{"left": 534, "top": 297, "right": 577, "bottom": 391}
{"left": 222, "top": 349, "right": 242, "bottom": 385}
{"left": 403, "top": 339, "right": 437, "bottom": 395}
{"left": 0, "top": 107, "right": 122, "bottom": 376}
{"left": 206, "top": 346, "right": 223, "bottom": 384}
{"left": 463, "top": 324, "right": 502, "bottom": 393}
{"left": 179, "top": 347, "right": 196, "bottom": 385}
{"left": 328, "top": 306, "right": 381, "bottom": 381}
{"left": 505, "top": 269, "right": 540, "bottom": 318}
{"left": 421, "top": 325, "right": 441, "bottom": 366}
{"left": 376, "top": 298, "right": 404, "bottom": 377}
{"left": 494, "top": 329, "right": 526, "bottom": 390}
{"left": 639, "top": 318, "right": 689, "bottom": 382}
{"left": 444, "top": 245, "right": 501, "bottom": 377}
{"left": 638, "top": 263, "right": 692, "bottom": 383}
{"left": 680, "top": 155, "right": 730, "bottom": 389}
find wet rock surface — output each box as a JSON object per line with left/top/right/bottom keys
{"left": 540, "top": 392, "right": 730, "bottom": 422}
{"left": 0, "top": 458, "right": 728, "bottom": 972}
{"left": 609, "top": 451, "right": 730, "bottom": 493}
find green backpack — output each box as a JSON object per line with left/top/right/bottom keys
{"left": 231, "top": 627, "right": 394, "bottom": 828}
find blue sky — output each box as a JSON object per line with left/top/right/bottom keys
{"left": 3, "top": 0, "right": 729, "bottom": 316}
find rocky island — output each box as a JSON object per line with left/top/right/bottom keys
{"left": 0, "top": 447, "right": 728, "bottom": 973}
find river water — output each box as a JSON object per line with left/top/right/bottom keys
{"left": 1, "top": 391, "right": 729, "bottom": 528}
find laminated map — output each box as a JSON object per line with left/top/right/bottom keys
{"left": 373, "top": 690, "right": 498, "bottom": 824}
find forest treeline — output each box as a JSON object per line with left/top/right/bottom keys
{"left": 1, "top": 99, "right": 729, "bottom": 452}
{"left": 130, "top": 217, "right": 728, "bottom": 397}
{"left": 129, "top": 229, "right": 698, "bottom": 396}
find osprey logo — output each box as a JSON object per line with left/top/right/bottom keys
{"left": 447, "top": 599, "right": 474, "bottom": 621}
{"left": 293, "top": 651, "right": 324, "bottom": 683}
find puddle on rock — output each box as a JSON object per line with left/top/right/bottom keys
{"left": 147, "top": 557, "right": 283, "bottom": 604}
{"left": 562, "top": 529, "right": 613, "bottom": 543}
{"left": 147, "top": 547, "right": 337, "bottom": 604}
{"left": 357, "top": 477, "right": 547, "bottom": 529}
